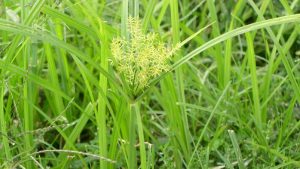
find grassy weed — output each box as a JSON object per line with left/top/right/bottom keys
{"left": 0, "top": 0, "right": 300, "bottom": 168}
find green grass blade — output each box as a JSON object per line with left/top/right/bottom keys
{"left": 0, "top": 85, "right": 12, "bottom": 164}
{"left": 228, "top": 130, "right": 246, "bottom": 169}
{"left": 170, "top": 14, "right": 300, "bottom": 72}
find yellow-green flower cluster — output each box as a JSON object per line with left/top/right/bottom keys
{"left": 111, "top": 17, "right": 177, "bottom": 93}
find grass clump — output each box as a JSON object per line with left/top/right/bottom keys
{"left": 0, "top": 0, "right": 300, "bottom": 168}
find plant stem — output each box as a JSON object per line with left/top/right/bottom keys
{"left": 0, "top": 85, "right": 12, "bottom": 163}
{"left": 128, "top": 103, "right": 137, "bottom": 169}
{"left": 133, "top": 102, "right": 147, "bottom": 169}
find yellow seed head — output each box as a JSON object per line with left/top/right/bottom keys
{"left": 111, "top": 17, "right": 178, "bottom": 94}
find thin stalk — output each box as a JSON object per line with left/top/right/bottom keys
{"left": 207, "top": 0, "right": 224, "bottom": 87}
{"left": 223, "top": 0, "right": 247, "bottom": 85}
{"left": 0, "top": 85, "right": 12, "bottom": 163}
{"left": 97, "top": 19, "right": 109, "bottom": 169}
{"left": 134, "top": 102, "right": 147, "bottom": 169}
{"left": 128, "top": 103, "right": 137, "bottom": 169}
{"left": 246, "top": 32, "right": 262, "bottom": 130}
{"left": 22, "top": 0, "right": 34, "bottom": 164}
{"left": 23, "top": 41, "right": 34, "bottom": 169}
{"left": 134, "top": 0, "right": 139, "bottom": 17}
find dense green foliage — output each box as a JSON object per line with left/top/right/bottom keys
{"left": 0, "top": 0, "right": 300, "bottom": 168}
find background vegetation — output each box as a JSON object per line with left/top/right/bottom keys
{"left": 0, "top": 0, "right": 300, "bottom": 168}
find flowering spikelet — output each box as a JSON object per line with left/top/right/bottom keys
{"left": 111, "top": 17, "right": 178, "bottom": 95}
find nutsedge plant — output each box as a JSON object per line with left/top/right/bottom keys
{"left": 110, "top": 16, "right": 212, "bottom": 169}
{"left": 110, "top": 16, "right": 180, "bottom": 169}
{"left": 1, "top": 1, "right": 300, "bottom": 168}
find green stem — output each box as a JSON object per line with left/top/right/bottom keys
{"left": 133, "top": 102, "right": 147, "bottom": 169}
{"left": 0, "top": 85, "right": 12, "bottom": 163}
{"left": 134, "top": 0, "right": 139, "bottom": 17}
{"left": 128, "top": 103, "right": 137, "bottom": 169}
{"left": 98, "top": 20, "right": 109, "bottom": 169}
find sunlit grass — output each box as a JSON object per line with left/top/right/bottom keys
{"left": 0, "top": 0, "right": 300, "bottom": 168}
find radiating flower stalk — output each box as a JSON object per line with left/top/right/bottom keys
{"left": 111, "top": 17, "right": 178, "bottom": 169}
{"left": 111, "top": 17, "right": 179, "bottom": 99}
